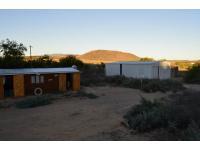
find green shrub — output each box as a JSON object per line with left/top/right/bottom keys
{"left": 59, "top": 56, "right": 84, "bottom": 68}
{"left": 15, "top": 96, "right": 53, "bottom": 109}
{"left": 142, "top": 79, "right": 184, "bottom": 93}
{"left": 124, "top": 90, "right": 200, "bottom": 140}
{"left": 124, "top": 98, "right": 169, "bottom": 132}
{"left": 81, "top": 64, "right": 106, "bottom": 86}
{"left": 184, "top": 63, "right": 200, "bottom": 84}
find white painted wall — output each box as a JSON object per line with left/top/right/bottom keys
{"left": 159, "top": 62, "right": 171, "bottom": 79}
{"left": 105, "top": 61, "right": 171, "bottom": 79}
{"left": 122, "top": 64, "right": 156, "bottom": 79}
{"left": 105, "top": 63, "right": 120, "bottom": 76}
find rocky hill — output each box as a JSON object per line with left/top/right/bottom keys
{"left": 77, "top": 50, "right": 140, "bottom": 63}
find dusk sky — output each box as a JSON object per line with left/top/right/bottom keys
{"left": 0, "top": 9, "right": 199, "bottom": 60}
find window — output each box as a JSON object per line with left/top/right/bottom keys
{"left": 36, "top": 75, "right": 40, "bottom": 83}
{"left": 31, "top": 76, "right": 35, "bottom": 84}
{"left": 31, "top": 75, "right": 44, "bottom": 84}
{"left": 40, "top": 76, "right": 44, "bottom": 83}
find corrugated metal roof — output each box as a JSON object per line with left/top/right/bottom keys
{"left": 0, "top": 68, "right": 79, "bottom": 76}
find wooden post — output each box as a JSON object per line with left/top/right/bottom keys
{"left": 0, "top": 76, "right": 4, "bottom": 99}
{"left": 13, "top": 75, "right": 24, "bottom": 97}
{"left": 72, "top": 72, "right": 80, "bottom": 91}
{"left": 59, "top": 74, "right": 66, "bottom": 92}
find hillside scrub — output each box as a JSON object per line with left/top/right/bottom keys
{"left": 184, "top": 63, "right": 200, "bottom": 84}
{"left": 81, "top": 66, "right": 184, "bottom": 92}
{"left": 103, "top": 75, "right": 184, "bottom": 93}
{"left": 80, "top": 63, "right": 106, "bottom": 86}
{"left": 124, "top": 90, "right": 200, "bottom": 140}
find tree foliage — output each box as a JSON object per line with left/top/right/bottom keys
{"left": 140, "top": 57, "right": 154, "bottom": 61}
{"left": 0, "top": 39, "right": 27, "bottom": 68}
{"left": 0, "top": 39, "right": 84, "bottom": 69}
{"left": 25, "top": 55, "right": 59, "bottom": 68}
{"left": 185, "top": 63, "right": 200, "bottom": 84}
{"left": 0, "top": 39, "right": 27, "bottom": 59}
{"left": 59, "top": 55, "right": 84, "bottom": 68}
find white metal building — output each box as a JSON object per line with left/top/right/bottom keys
{"left": 105, "top": 61, "right": 171, "bottom": 79}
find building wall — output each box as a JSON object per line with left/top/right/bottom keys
{"left": 13, "top": 75, "right": 24, "bottom": 97}
{"left": 105, "top": 63, "right": 121, "bottom": 76}
{"left": 72, "top": 72, "right": 80, "bottom": 91}
{"left": 0, "top": 76, "right": 4, "bottom": 99}
{"left": 24, "top": 74, "right": 59, "bottom": 95}
{"left": 159, "top": 66, "right": 171, "bottom": 79}
{"left": 122, "top": 64, "right": 157, "bottom": 79}
{"left": 59, "top": 74, "right": 67, "bottom": 92}
{"left": 105, "top": 62, "right": 171, "bottom": 79}
{"left": 0, "top": 72, "right": 81, "bottom": 98}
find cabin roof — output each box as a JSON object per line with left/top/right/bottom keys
{"left": 0, "top": 67, "right": 79, "bottom": 76}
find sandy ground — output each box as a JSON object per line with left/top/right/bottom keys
{"left": 0, "top": 86, "right": 173, "bottom": 141}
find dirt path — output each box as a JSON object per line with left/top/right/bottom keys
{"left": 0, "top": 86, "right": 169, "bottom": 140}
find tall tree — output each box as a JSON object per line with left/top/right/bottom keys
{"left": 0, "top": 39, "right": 27, "bottom": 68}
{"left": 0, "top": 39, "right": 27, "bottom": 59}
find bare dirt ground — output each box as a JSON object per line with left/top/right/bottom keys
{"left": 0, "top": 86, "right": 175, "bottom": 141}
{"left": 184, "top": 84, "right": 200, "bottom": 91}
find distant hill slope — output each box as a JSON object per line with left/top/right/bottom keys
{"left": 26, "top": 50, "right": 140, "bottom": 64}
{"left": 77, "top": 50, "right": 140, "bottom": 63}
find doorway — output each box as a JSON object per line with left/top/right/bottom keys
{"left": 4, "top": 75, "right": 14, "bottom": 97}
{"left": 66, "top": 73, "right": 73, "bottom": 90}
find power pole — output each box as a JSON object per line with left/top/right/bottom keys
{"left": 29, "top": 45, "right": 32, "bottom": 61}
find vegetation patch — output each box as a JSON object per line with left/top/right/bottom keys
{"left": 105, "top": 76, "right": 185, "bottom": 93}
{"left": 80, "top": 63, "right": 106, "bottom": 86}
{"left": 184, "top": 63, "right": 200, "bottom": 84}
{"left": 15, "top": 96, "right": 54, "bottom": 109}
{"left": 81, "top": 65, "right": 185, "bottom": 93}
{"left": 124, "top": 90, "right": 200, "bottom": 140}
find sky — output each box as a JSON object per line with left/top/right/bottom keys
{"left": 0, "top": 9, "right": 199, "bottom": 60}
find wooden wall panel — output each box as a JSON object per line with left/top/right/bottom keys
{"left": 0, "top": 76, "right": 4, "bottom": 99}
{"left": 13, "top": 75, "right": 24, "bottom": 97}
{"left": 59, "top": 74, "right": 66, "bottom": 92}
{"left": 72, "top": 72, "right": 80, "bottom": 91}
{"left": 24, "top": 74, "right": 59, "bottom": 95}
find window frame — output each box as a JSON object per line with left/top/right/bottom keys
{"left": 31, "top": 75, "right": 45, "bottom": 84}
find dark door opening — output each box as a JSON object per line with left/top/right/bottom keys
{"left": 120, "top": 64, "right": 122, "bottom": 76}
{"left": 66, "top": 73, "right": 73, "bottom": 90}
{"left": 4, "top": 75, "right": 14, "bottom": 97}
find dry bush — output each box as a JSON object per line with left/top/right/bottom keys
{"left": 124, "top": 90, "right": 200, "bottom": 140}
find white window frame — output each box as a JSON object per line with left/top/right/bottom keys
{"left": 31, "top": 75, "right": 45, "bottom": 84}
{"left": 31, "top": 76, "right": 36, "bottom": 84}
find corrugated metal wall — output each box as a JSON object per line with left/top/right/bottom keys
{"left": 105, "top": 62, "right": 171, "bottom": 79}
{"left": 122, "top": 64, "right": 157, "bottom": 79}
{"left": 105, "top": 64, "right": 121, "bottom": 76}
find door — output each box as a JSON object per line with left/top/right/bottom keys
{"left": 66, "top": 73, "right": 73, "bottom": 90}
{"left": 4, "top": 75, "right": 14, "bottom": 97}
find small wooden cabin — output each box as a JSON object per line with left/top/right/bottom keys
{"left": 0, "top": 68, "right": 80, "bottom": 99}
